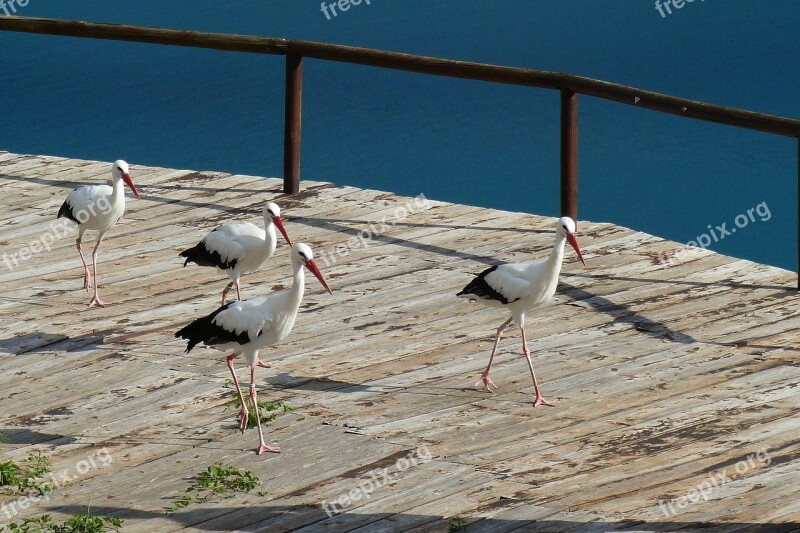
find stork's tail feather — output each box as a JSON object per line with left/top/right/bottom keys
{"left": 57, "top": 199, "right": 79, "bottom": 223}
{"left": 179, "top": 244, "right": 203, "bottom": 267}
{"left": 457, "top": 275, "right": 487, "bottom": 299}
{"left": 457, "top": 265, "right": 508, "bottom": 303}
{"left": 179, "top": 242, "right": 236, "bottom": 270}
{"left": 175, "top": 317, "right": 210, "bottom": 353}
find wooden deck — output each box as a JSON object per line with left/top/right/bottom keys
{"left": 0, "top": 152, "right": 798, "bottom": 532}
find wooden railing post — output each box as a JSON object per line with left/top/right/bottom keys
{"left": 560, "top": 88, "right": 578, "bottom": 222}
{"left": 283, "top": 52, "right": 303, "bottom": 194}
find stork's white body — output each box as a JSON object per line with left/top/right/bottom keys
{"left": 64, "top": 182, "right": 127, "bottom": 233}
{"left": 207, "top": 264, "right": 306, "bottom": 368}
{"left": 207, "top": 222, "right": 277, "bottom": 285}
{"left": 180, "top": 202, "right": 291, "bottom": 304}
{"left": 473, "top": 248, "right": 566, "bottom": 320}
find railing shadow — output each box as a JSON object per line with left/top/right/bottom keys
{"left": 35, "top": 504, "right": 799, "bottom": 532}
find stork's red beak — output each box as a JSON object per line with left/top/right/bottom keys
{"left": 305, "top": 259, "right": 332, "bottom": 295}
{"left": 122, "top": 173, "right": 141, "bottom": 200}
{"left": 273, "top": 216, "right": 293, "bottom": 246}
{"left": 566, "top": 233, "right": 586, "bottom": 266}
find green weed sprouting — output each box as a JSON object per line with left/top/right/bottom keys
{"left": 223, "top": 380, "right": 292, "bottom": 430}
{"left": 0, "top": 452, "right": 53, "bottom": 496}
{"left": 449, "top": 516, "right": 469, "bottom": 532}
{"left": 169, "top": 461, "right": 259, "bottom": 511}
{"left": 0, "top": 513, "right": 123, "bottom": 533}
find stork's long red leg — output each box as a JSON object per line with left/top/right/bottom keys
{"left": 235, "top": 280, "right": 242, "bottom": 301}
{"left": 88, "top": 234, "right": 107, "bottom": 307}
{"left": 250, "top": 365, "right": 280, "bottom": 455}
{"left": 221, "top": 282, "right": 234, "bottom": 305}
{"left": 521, "top": 327, "right": 554, "bottom": 407}
{"left": 476, "top": 317, "right": 513, "bottom": 391}
{"left": 76, "top": 236, "right": 90, "bottom": 291}
{"left": 226, "top": 354, "right": 249, "bottom": 433}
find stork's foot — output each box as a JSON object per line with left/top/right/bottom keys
{"left": 533, "top": 395, "right": 555, "bottom": 408}
{"left": 256, "top": 359, "right": 271, "bottom": 368}
{"left": 475, "top": 371, "right": 497, "bottom": 392}
{"left": 257, "top": 444, "right": 280, "bottom": 455}
{"left": 238, "top": 409, "right": 249, "bottom": 432}
{"left": 88, "top": 295, "right": 107, "bottom": 308}
{"left": 83, "top": 270, "right": 91, "bottom": 291}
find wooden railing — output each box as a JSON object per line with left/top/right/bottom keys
{"left": 1, "top": 16, "right": 799, "bottom": 288}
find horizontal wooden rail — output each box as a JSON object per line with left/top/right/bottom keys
{"left": 287, "top": 40, "right": 800, "bottom": 139}
{"left": 1, "top": 17, "right": 798, "bottom": 138}
{"left": 0, "top": 15, "right": 287, "bottom": 53}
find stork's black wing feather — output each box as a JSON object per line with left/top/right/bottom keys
{"left": 457, "top": 265, "right": 515, "bottom": 304}
{"left": 174, "top": 302, "right": 251, "bottom": 353}
{"left": 57, "top": 198, "right": 80, "bottom": 224}
{"left": 179, "top": 228, "right": 238, "bottom": 270}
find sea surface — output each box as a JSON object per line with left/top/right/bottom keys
{"left": 1, "top": 1, "right": 798, "bottom": 270}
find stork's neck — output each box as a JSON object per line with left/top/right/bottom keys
{"left": 288, "top": 259, "right": 306, "bottom": 309}
{"left": 110, "top": 177, "right": 125, "bottom": 205}
{"left": 263, "top": 216, "right": 278, "bottom": 247}
{"left": 545, "top": 233, "right": 567, "bottom": 276}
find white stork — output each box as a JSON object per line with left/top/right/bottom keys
{"left": 457, "top": 216, "right": 586, "bottom": 407}
{"left": 175, "top": 242, "right": 332, "bottom": 455}
{"left": 180, "top": 202, "right": 292, "bottom": 304}
{"left": 57, "top": 160, "right": 141, "bottom": 307}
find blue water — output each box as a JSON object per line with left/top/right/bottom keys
{"left": 1, "top": 1, "right": 798, "bottom": 270}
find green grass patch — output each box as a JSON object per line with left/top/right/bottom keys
{"left": 1, "top": 513, "right": 122, "bottom": 533}
{"left": 169, "top": 461, "right": 260, "bottom": 511}
{"left": 0, "top": 452, "right": 53, "bottom": 496}
{"left": 223, "top": 380, "right": 292, "bottom": 431}
{"left": 449, "top": 516, "right": 469, "bottom": 532}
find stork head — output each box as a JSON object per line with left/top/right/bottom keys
{"left": 556, "top": 216, "right": 585, "bottom": 266}
{"left": 111, "top": 160, "right": 140, "bottom": 200}
{"left": 293, "top": 242, "right": 332, "bottom": 295}
{"left": 264, "top": 202, "right": 292, "bottom": 246}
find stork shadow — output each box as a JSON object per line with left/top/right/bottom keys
{"left": 0, "top": 428, "right": 77, "bottom": 446}
{"left": 265, "top": 373, "right": 373, "bottom": 393}
{"left": 0, "top": 331, "right": 108, "bottom": 356}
